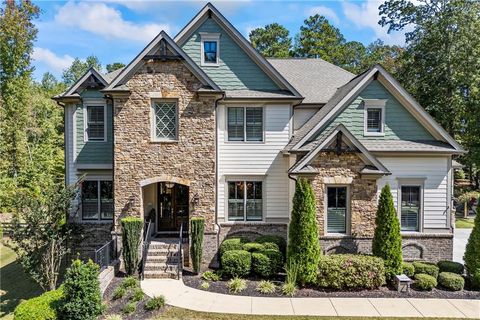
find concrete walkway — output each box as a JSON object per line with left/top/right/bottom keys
{"left": 454, "top": 228, "right": 472, "bottom": 263}
{"left": 141, "top": 279, "right": 480, "bottom": 318}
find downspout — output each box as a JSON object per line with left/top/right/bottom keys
{"left": 214, "top": 91, "right": 225, "bottom": 262}
{"left": 104, "top": 94, "right": 117, "bottom": 243}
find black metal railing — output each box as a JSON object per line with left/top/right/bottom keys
{"left": 94, "top": 236, "right": 118, "bottom": 270}
{"left": 177, "top": 222, "right": 184, "bottom": 279}
{"left": 141, "top": 220, "right": 152, "bottom": 280}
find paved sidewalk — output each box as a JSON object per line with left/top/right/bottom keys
{"left": 454, "top": 228, "right": 471, "bottom": 263}
{"left": 141, "top": 279, "right": 480, "bottom": 318}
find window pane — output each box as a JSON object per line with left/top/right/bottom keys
{"left": 401, "top": 186, "right": 420, "bottom": 231}
{"left": 246, "top": 108, "right": 263, "bottom": 141}
{"left": 82, "top": 181, "right": 99, "bottom": 219}
{"left": 204, "top": 41, "right": 217, "bottom": 63}
{"left": 154, "top": 101, "right": 177, "bottom": 140}
{"left": 228, "top": 181, "right": 244, "bottom": 221}
{"left": 228, "top": 107, "right": 244, "bottom": 141}
{"left": 367, "top": 108, "right": 382, "bottom": 132}
{"left": 327, "top": 187, "right": 347, "bottom": 233}
{"left": 87, "top": 106, "right": 104, "bottom": 140}
{"left": 100, "top": 181, "right": 113, "bottom": 220}
{"left": 246, "top": 181, "right": 262, "bottom": 221}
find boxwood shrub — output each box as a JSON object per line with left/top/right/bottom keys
{"left": 242, "top": 242, "right": 265, "bottom": 252}
{"left": 252, "top": 252, "right": 272, "bottom": 278}
{"left": 437, "top": 261, "right": 464, "bottom": 275}
{"left": 221, "top": 250, "right": 251, "bottom": 277}
{"left": 438, "top": 272, "right": 465, "bottom": 291}
{"left": 317, "top": 254, "right": 386, "bottom": 290}
{"left": 402, "top": 262, "right": 415, "bottom": 277}
{"left": 413, "top": 262, "right": 439, "bottom": 279}
{"left": 260, "top": 242, "right": 279, "bottom": 251}
{"left": 259, "top": 249, "right": 283, "bottom": 272}
{"left": 14, "top": 288, "right": 63, "bottom": 320}
{"left": 414, "top": 273, "right": 437, "bottom": 291}
{"left": 220, "top": 238, "right": 247, "bottom": 256}
{"left": 255, "top": 235, "right": 286, "bottom": 255}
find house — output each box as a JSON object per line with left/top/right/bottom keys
{"left": 54, "top": 3, "right": 464, "bottom": 273}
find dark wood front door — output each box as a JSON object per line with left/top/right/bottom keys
{"left": 156, "top": 182, "right": 189, "bottom": 232}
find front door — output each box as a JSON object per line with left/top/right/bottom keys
{"left": 156, "top": 182, "right": 189, "bottom": 232}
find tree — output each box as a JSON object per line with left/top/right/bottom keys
{"left": 62, "top": 55, "right": 101, "bottom": 86}
{"left": 249, "top": 23, "right": 292, "bottom": 58}
{"left": 10, "top": 181, "right": 80, "bottom": 290}
{"left": 106, "top": 62, "right": 125, "bottom": 73}
{"left": 372, "top": 184, "right": 403, "bottom": 281}
{"left": 360, "top": 39, "right": 404, "bottom": 75}
{"left": 341, "top": 41, "right": 367, "bottom": 74}
{"left": 287, "top": 178, "right": 320, "bottom": 285}
{"left": 464, "top": 206, "right": 480, "bottom": 286}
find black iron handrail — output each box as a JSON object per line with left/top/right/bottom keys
{"left": 141, "top": 220, "right": 152, "bottom": 280}
{"left": 94, "top": 236, "right": 118, "bottom": 270}
{"left": 177, "top": 222, "right": 183, "bottom": 279}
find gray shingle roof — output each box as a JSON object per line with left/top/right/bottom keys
{"left": 267, "top": 58, "right": 355, "bottom": 104}
{"left": 225, "top": 89, "right": 296, "bottom": 99}
{"left": 360, "top": 140, "right": 458, "bottom": 153}
{"left": 103, "top": 67, "right": 125, "bottom": 83}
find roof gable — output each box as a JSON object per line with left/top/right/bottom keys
{"left": 55, "top": 67, "right": 108, "bottom": 100}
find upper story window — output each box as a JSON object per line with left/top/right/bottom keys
{"left": 85, "top": 105, "right": 106, "bottom": 141}
{"left": 227, "top": 107, "right": 263, "bottom": 142}
{"left": 200, "top": 33, "right": 220, "bottom": 66}
{"left": 81, "top": 180, "right": 113, "bottom": 220}
{"left": 363, "top": 99, "right": 386, "bottom": 136}
{"left": 152, "top": 100, "right": 178, "bottom": 141}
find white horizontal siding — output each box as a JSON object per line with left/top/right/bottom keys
{"left": 377, "top": 156, "right": 449, "bottom": 229}
{"left": 217, "top": 104, "right": 291, "bottom": 221}
{"left": 293, "top": 107, "right": 319, "bottom": 131}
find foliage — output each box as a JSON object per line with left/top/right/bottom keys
{"left": 256, "top": 280, "right": 276, "bottom": 294}
{"left": 227, "top": 277, "right": 247, "bottom": 294}
{"left": 106, "top": 62, "right": 126, "bottom": 73}
{"left": 121, "top": 217, "right": 143, "bottom": 275}
{"left": 458, "top": 191, "right": 480, "bottom": 204}
{"left": 130, "top": 287, "right": 144, "bottom": 302}
{"left": 402, "top": 262, "right": 415, "bottom": 277}
{"left": 260, "top": 242, "right": 280, "bottom": 251}
{"left": 242, "top": 242, "right": 265, "bottom": 252}
{"left": 202, "top": 271, "right": 220, "bottom": 282}
{"left": 221, "top": 250, "right": 251, "bottom": 278}
{"left": 122, "top": 302, "right": 136, "bottom": 315}
{"left": 121, "top": 276, "right": 139, "bottom": 289}
{"left": 281, "top": 283, "right": 297, "bottom": 297}
{"left": 200, "top": 281, "right": 210, "bottom": 290}
{"left": 190, "top": 217, "right": 205, "bottom": 274}
{"left": 413, "top": 262, "right": 440, "bottom": 279}
{"left": 13, "top": 288, "right": 62, "bottom": 320}
{"left": 287, "top": 178, "right": 320, "bottom": 285}
{"left": 62, "top": 55, "right": 101, "bottom": 86}
{"left": 414, "top": 273, "right": 437, "bottom": 291}
{"left": 249, "top": 23, "right": 292, "bottom": 58}
{"left": 252, "top": 252, "right": 272, "bottom": 278}
{"left": 112, "top": 287, "right": 126, "bottom": 300}
{"left": 58, "top": 259, "right": 102, "bottom": 320}
{"left": 317, "top": 254, "right": 386, "bottom": 290}
{"left": 438, "top": 272, "right": 465, "bottom": 291}
{"left": 255, "top": 235, "right": 286, "bottom": 256}
{"left": 144, "top": 295, "right": 165, "bottom": 311}
{"left": 219, "top": 238, "right": 247, "bottom": 256}
{"left": 259, "top": 249, "right": 283, "bottom": 272}
{"left": 464, "top": 205, "right": 480, "bottom": 278}
{"left": 372, "top": 184, "right": 403, "bottom": 281}
{"left": 437, "top": 261, "right": 464, "bottom": 275}
{"left": 471, "top": 269, "right": 480, "bottom": 289}
{"left": 282, "top": 260, "right": 298, "bottom": 296}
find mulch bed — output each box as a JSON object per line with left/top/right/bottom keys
{"left": 183, "top": 270, "right": 480, "bottom": 300}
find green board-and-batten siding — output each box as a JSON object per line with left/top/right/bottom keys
{"left": 180, "top": 18, "right": 280, "bottom": 91}
{"left": 313, "top": 80, "right": 435, "bottom": 142}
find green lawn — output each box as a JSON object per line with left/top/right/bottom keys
{"left": 456, "top": 217, "right": 475, "bottom": 228}
{"left": 0, "top": 242, "right": 42, "bottom": 319}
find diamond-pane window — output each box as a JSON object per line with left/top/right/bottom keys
{"left": 154, "top": 101, "right": 177, "bottom": 140}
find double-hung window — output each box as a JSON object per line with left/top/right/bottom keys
{"left": 200, "top": 33, "right": 220, "bottom": 66}
{"left": 228, "top": 181, "right": 263, "bottom": 221}
{"left": 85, "top": 105, "right": 106, "bottom": 141}
{"left": 400, "top": 185, "right": 421, "bottom": 231}
{"left": 363, "top": 100, "right": 386, "bottom": 136}
{"left": 153, "top": 100, "right": 178, "bottom": 141}
{"left": 227, "top": 107, "right": 263, "bottom": 142}
{"left": 81, "top": 180, "right": 113, "bottom": 220}
{"left": 326, "top": 186, "right": 348, "bottom": 234}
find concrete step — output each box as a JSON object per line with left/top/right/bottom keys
{"left": 143, "top": 270, "right": 179, "bottom": 279}
{"left": 149, "top": 243, "right": 180, "bottom": 250}
{"left": 146, "top": 249, "right": 180, "bottom": 257}
{"left": 146, "top": 256, "right": 179, "bottom": 263}
{"left": 144, "top": 262, "right": 179, "bottom": 272}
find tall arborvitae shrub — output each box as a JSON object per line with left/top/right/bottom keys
{"left": 372, "top": 184, "right": 403, "bottom": 281}
{"left": 464, "top": 205, "right": 480, "bottom": 288}
{"left": 121, "top": 217, "right": 143, "bottom": 276}
{"left": 59, "top": 259, "right": 102, "bottom": 320}
{"left": 287, "top": 178, "right": 321, "bottom": 285}
{"left": 190, "top": 217, "right": 205, "bottom": 274}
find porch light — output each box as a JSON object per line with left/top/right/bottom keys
{"left": 165, "top": 181, "right": 174, "bottom": 189}
{"left": 193, "top": 193, "right": 200, "bottom": 206}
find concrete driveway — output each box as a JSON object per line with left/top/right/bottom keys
{"left": 453, "top": 228, "right": 472, "bottom": 263}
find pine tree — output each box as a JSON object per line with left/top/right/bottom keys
{"left": 372, "top": 184, "right": 403, "bottom": 281}
{"left": 464, "top": 205, "right": 480, "bottom": 284}
{"left": 287, "top": 178, "right": 321, "bottom": 285}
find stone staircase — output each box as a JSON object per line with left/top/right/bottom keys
{"left": 143, "top": 239, "right": 182, "bottom": 279}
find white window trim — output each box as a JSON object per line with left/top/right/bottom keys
{"left": 324, "top": 184, "right": 351, "bottom": 236}
{"left": 200, "top": 32, "right": 220, "bottom": 67}
{"left": 397, "top": 177, "right": 425, "bottom": 233}
{"left": 83, "top": 103, "right": 107, "bottom": 142}
{"left": 151, "top": 99, "right": 179, "bottom": 142}
{"left": 225, "top": 177, "right": 265, "bottom": 222}
{"left": 81, "top": 179, "right": 113, "bottom": 221}
{"left": 363, "top": 99, "right": 387, "bottom": 137}
{"left": 225, "top": 105, "right": 265, "bottom": 143}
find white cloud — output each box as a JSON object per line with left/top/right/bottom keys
{"left": 306, "top": 5, "right": 340, "bottom": 25}
{"left": 55, "top": 1, "right": 171, "bottom": 42}
{"left": 32, "top": 47, "right": 74, "bottom": 72}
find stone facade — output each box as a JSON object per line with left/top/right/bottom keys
{"left": 68, "top": 222, "right": 113, "bottom": 261}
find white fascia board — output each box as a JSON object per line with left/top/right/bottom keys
{"left": 65, "top": 67, "right": 108, "bottom": 97}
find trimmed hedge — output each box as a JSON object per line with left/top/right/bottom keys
{"left": 220, "top": 238, "right": 247, "bottom": 256}
{"left": 121, "top": 217, "right": 143, "bottom": 275}
{"left": 252, "top": 252, "right": 272, "bottom": 278}
{"left": 14, "top": 288, "right": 63, "bottom": 320}
{"left": 243, "top": 242, "right": 265, "bottom": 252}
{"left": 221, "top": 250, "right": 251, "bottom": 277}
{"left": 317, "top": 254, "right": 386, "bottom": 290}
{"left": 261, "top": 242, "right": 280, "bottom": 251}
{"left": 413, "top": 262, "right": 439, "bottom": 279}
{"left": 438, "top": 272, "right": 465, "bottom": 291}
{"left": 437, "top": 261, "right": 464, "bottom": 275}
{"left": 260, "top": 249, "right": 283, "bottom": 272}
{"left": 190, "top": 217, "right": 205, "bottom": 274}
{"left": 414, "top": 273, "right": 437, "bottom": 291}
{"left": 402, "top": 262, "right": 415, "bottom": 277}
{"left": 256, "top": 235, "right": 286, "bottom": 255}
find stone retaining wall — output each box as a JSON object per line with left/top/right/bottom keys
{"left": 68, "top": 222, "right": 113, "bottom": 261}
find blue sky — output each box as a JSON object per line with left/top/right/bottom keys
{"left": 32, "top": 0, "right": 407, "bottom": 81}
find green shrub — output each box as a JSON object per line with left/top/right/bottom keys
{"left": 437, "top": 261, "right": 464, "bottom": 275}
{"left": 14, "top": 288, "right": 63, "bottom": 320}
{"left": 372, "top": 184, "right": 403, "bottom": 281}
{"left": 260, "top": 249, "right": 283, "bottom": 272}
{"left": 252, "top": 252, "right": 272, "bottom": 278}
{"left": 242, "top": 242, "right": 265, "bottom": 252}
{"left": 282, "top": 282, "right": 297, "bottom": 297}
{"left": 227, "top": 277, "right": 247, "bottom": 294}
{"left": 121, "top": 217, "right": 143, "bottom": 275}
{"left": 414, "top": 273, "right": 437, "bottom": 291}
{"left": 122, "top": 302, "right": 136, "bottom": 315}
{"left": 112, "top": 287, "right": 126, "bottom": 300}
{"left": 438, "top": 272, "right": 464, "bottom": 291}
{"left": 202, "top": 270, "right": 220, "bottom": 282}
{"left": 121, "top": 276, "right": 139, "bottom": 289}
{"left": 130, "top": 287, "right": 144, "bottom": 302}
{"left": 220, "top": 238, "right": 247, "bottom": 256}
{"left": 261, "top": 242, "right": 280, "bottom": 251}
{"left": 317, "top": 254, "right": 386, "bottom": 290}
{"left": 285, "top": 260, "right": 299, "bottom": 286}
{"left": 59, "top": 259, "right": 102, "bottom": 320}
{"left": 471, "top": 268, "right": 480, "bottom": 289}
{"left": 464, "top": 206, "right": 480, "bottom": 282}
{"left": 256, "top": 280, "right": 276, "bottom": 294}
{"left": 190, "top": 217, "right": 205, "bottom": 274}
{"left": 221, "top": 250, "right": 251, "bottom": 277}
{"left": 413, "top": 261, "right": 439, "bottom": 279}
{"left": 200, "top": 281, "right": 210, "bottom": 290}
{"left": 287, "top": 178, "right": 321, "bottom": 285}
{"left": 256, "top": 235, "right": 286, "bottom": 255}
{"left": 144, "top": 295, "right": 165, "bottom": 311}
{"left": 402, "top": 262, "right": 415, "bottom": 277}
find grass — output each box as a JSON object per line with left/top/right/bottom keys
{"left": 0, "top": 242, "right": 43, "bottom": 319}
{"left": 456, "top": 217, "right": 475, "bottom": 228}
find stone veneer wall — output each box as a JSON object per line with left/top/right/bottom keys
{"left": 68, "top": 222, "right": 113, "bottom": 261}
